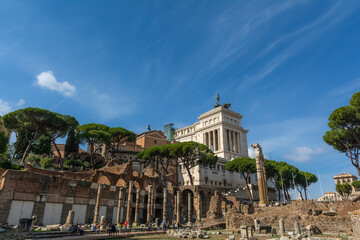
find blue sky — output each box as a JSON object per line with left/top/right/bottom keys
{"left": 1, "top": 0, "right": 360, "bottom": 198}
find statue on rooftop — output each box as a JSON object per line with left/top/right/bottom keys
{"left": 147, "top": 124, "right": 151, "bottom": 131}
{"left": 214, "top": 94, "right": 221, "bottom": 108}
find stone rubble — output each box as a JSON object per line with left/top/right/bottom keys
{"left": 167, "top": 229, "right": 210, "bottom": 239}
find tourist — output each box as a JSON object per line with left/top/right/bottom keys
{"left": 96, "top": 223, "right": 100, "bottom": 233}
{"left": 78, "top": 224, "right": 84, "bottom": 235}
{"left": 71, "top": 225, "right": 77, "bottom": 235}
{"left": 92, "top": 223, "right": 97, "bottom": 233}
{"left": 115, "top": 224, "right": 118, "bottom": 235}
{"left": 124, "top": 220, "right": 128, "bottom": 230}
{"left": 106, "top": 223, "right": 110, "bottom": 234}
{"left": 162, "top": 219, "right": 166, "bottom": 230}
{"left": 119, "top": 221, "right": 123, "bottom": 233}
{"left": 110, "top": 224, "right": 116, "bottom": 235}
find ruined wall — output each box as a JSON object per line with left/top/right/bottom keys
{"left": 0, "top": 169, "right": 115, "bottom": 225}
{"left": 226, "top": 201, "right": 360, "bottom": 234}
{"left": 352, "top": 209, "right": 360, "bottom": 240}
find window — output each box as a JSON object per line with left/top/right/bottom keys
{"left": 154, "top": 140, "right": 157, "bottom": 144}
{"left": 119, "top": 147, "right": 122, "bottom": 150}
{"left": 125, "top": 148, "right": 128, "bottom": 151}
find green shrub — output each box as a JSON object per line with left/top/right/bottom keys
{"left": 25, "top": 154, "right": 42, "bottom": 165}
{"left": 83, "top": 161, "right": 91, "bottom": 169}
{"left": 0, "top": 159, "right": 12, "bottom": 169}
{"left": 95, "top": 162, "right": 105, "bottom": 169}
{"left": 0, "top": 154, "right": 24, "bottom": 170}
{"left": 39, "top": 157, "right": 53, "bottom": 169}
{"left": 352, "top": 180, "right": 360, "bottom": 189}
{"left": 64, "top": 159, "right": 82, "bottom": 167}
{"left": 72, "top": 159, "right": 83, "bottom": 167}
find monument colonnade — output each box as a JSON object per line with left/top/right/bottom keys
{"left": 92, "top": 182, "right": 198, "bottom": 226}
{"left": 203, "top": 127, "right": 242, "bottom": 154}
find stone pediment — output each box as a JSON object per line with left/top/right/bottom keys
{"left": 146, "top": 131, "right": 166, "bottom": 139}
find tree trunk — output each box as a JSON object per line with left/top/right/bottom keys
{"left": 185, "top": 166, "right": 194, "bottom": 185}
{"left": 304, "top": 187, "right": 308, "bottom": 200}
{"left": 20, "top": 141, "right": 33, "bottom": 164}
{"left": 90, "top": 143, "right": 95, "bottom": 170}
{"left": 243, "top": 174, "right": 253, "bottom": 202}
{"left": 53, "top": 139, "right": 63, "bottom": 170}
{"left": 278, "top": 188, "right": 281, "bottom": 202}
{"left": 357, "top": 166, "right": 360, "bottom": 178}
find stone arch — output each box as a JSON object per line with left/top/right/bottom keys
{"left": 181, "top": 189, "right": 195, "bottom": 223}
{"left": 116, "top": 178, "right": 126, "bottom": 187}
{"left": 97, "top": 175, "right": 111, "bottom": 185}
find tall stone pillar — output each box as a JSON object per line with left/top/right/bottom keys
{"left": 93, "top": 183, "right": 102, "bottom": 224}
{"left": 176, "top": 191, "right": 181, "bottom": 224}
{"left": 229, "top": 130, "right": 233, "bottom": 152}
{"left": 279, "top": 218, "right": 285, "bottom": 235}
{"left": 187, "top": 192, "right": 192, "bottom": 225}
{"left": 134, "top": 189, "right": 140, "bottom": 226}
{"left": 256, "top": 157, "right": 266, "bottom": 206}
{"left": 252, "top": 143, "right": 267, "bottom": 207}
{"left": 162, "top": 189, "right": 167, "bottom": 222}
{"left": 235, "top": 132, "right": 239, "bottom": 153}
{"left": 116, "top": 187, "right": 123, "bottom": 224}
{"left": 126, "top": 181, "right": 133, "bottom": 226}
{"left": 151, "top": 186, "right": 156, "bottom": 220}
{"left": 262, "top": 158, "right": 269, "bottom": 203}
{"left": 238, "top": 132, "right": 242, "bottom": 153}
{"left": 147, "top": 185, "right": 152, "bottom": 223}
{"left": 197, "top": 194, "right": 201, "bottom": 221}
{"left": 294, "top": 221, "right": 301, "bottom": 235}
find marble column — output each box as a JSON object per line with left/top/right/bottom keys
{"left": 162, "top": 189, "right": 167, "bottom": 222}
{"left": 126, "top": 181, "right": 133, "bottom": 226}
{"left": 238, "top": 132, "right": 242, "bottom": 153}
{"left": 116, "top": 187, "right": 123, "bottom": 224}
{"left": 229, "top": 130, "right": 233, "bottom": 152}
{"left": 151, "top": 187, "right": 155, "bottom": 220}
{"left": 197, "top": 194, "right": 201, "bottom": 221}
{"left": 134, "top": 189, "right": 140, "bottom": 225}
{"left": 176, "top": 191, "right": 181, "bottom": 224}
{"left": 255, "top": 155, "right": 266, "bottom": 207}
{"left": 279, "top": 218, "right": 285, "bottom": 235}
{"left": 147, "top": 185, "right": 152, "bottom": 223}
{"left": 235, "top": 132, "right": 239, "bottom": 153}
{"left": 215, "top": 130, "right": 219, "bottom": 151}
{"left": 187, "top": 192, "right": 192, "bottom": 225}
{"left": 93, "top": 183, "right": 102, "bottom": 224}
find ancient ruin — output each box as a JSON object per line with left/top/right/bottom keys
{"left": 0, "top": 103, "right": 360, "bottom": 240}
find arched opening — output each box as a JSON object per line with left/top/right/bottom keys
{"left": 155, "top": 186, "right": 163, "bottom": 220}
{"left": 181, "top": 189, "right": 194, "bottom": 223}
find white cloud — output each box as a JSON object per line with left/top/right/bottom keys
{"left": 17, "top": 99, "right": 25, "bottom": 106}
{"left": 248, "top": 147, "right": 255, "bottom": 158}
{"left": 35, "top": 71, "right": 76, "bottom": 97}
{"left": 0, "top": 99, "right": 11, "bottom": 116}
{"left": 284, "top": 146, "right": 324, "bottom": 162}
